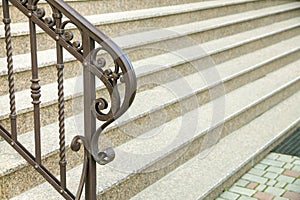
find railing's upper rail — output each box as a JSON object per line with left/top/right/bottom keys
{"left": 1, "top": 0, "right": 137, "bottom": 199}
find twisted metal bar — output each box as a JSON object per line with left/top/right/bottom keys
{"left": 53, "top": 6, "right": 67, "bottom": 190}
{"left": 57, "top": 63, "right": 67, "bottom": 189}
{"left": 3, "top": 0, "right": 17, "bottom": 141}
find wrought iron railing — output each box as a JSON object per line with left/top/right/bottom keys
{"left": 0, "top": 0, "right": 137, "bottom": 199}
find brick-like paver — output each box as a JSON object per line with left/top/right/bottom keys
{"left": 285, "top": 184, "right": 300, "bottom": 193}
{"left": 236, "top": 179, "right": 250, "bottom": 187}
{"left": 255, "top": 163, "right": 268, "bottom": 171}
{"left": 238, "top": 195, "right": 257, "bottom": 200}
{"left": 273, "top": 197, "right": 289, "bottom": 200}
{"left": 229, "top": 186, "right": 256, "bottom": 197}
{"left": 292, "top": 165, "right": 300, "bottom": 172}
{"left": 283, "top": 169, "right": 300, "bottom": 178}
{"left": 261, "top": 159, "right": 285, "bottom": 168}
{"left": 264, "top": 172, "right": 278, "bottom": 179}
{"left": 294, "top": 179, "right": 300, "bottom": 186}
{"left": 276, "top": 175, "right": 295, "bottom": 184}
{"left": 218, "top": 153, "right": 300, "bottom": 200}
{"left": 256, "top": 184, "right": 267, "bottom": 192}
{"left": 247, "top": 182, "right": 258, "bottom": 189}
{"left": 249, "top": 168, "right": 266, "bottom": 176}
{"left": 242, "top": 174, "right": 268, "bottom": 184}
{"left": 253, "top": 191, "right": 274, "bottom": 200}
{"left": 221, "top": 191, "right": 240, "bottom": 200}
{"left": 266, "top": 166, "right": 285, "bottom": 174}
{"left": 293, "top": 160, "right": 300, "bottom": 166}
{"left": 274, "top": 181, "right": 287, "bottom": 189}
{"left": 266, "top": 180, "right": 277, "bottom": 187}
{"left": 264, "top": 186, "right": 285, "bottom": 196}
{"left": 282, "top": 191, "right": 300, "bottom": 200}
{"left": 283, "top": 163, "right": 294, "bottom": 170}
{"left": 277, "top": 155, "right": 294, "bottom": 163}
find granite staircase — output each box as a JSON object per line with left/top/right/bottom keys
{"left": 0, "top": 0, "right": 300, "bottom": 199}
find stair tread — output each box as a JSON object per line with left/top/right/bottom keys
{"left": 0, "top": 0, "right": 259, "bottom": 37}
{"left": 131, "top": 91, "right": 300, "bottom": 200}
{"left": 6, "top": 58, "right": 300, "bottom": 199}
{"left": 1, "top": 34, "right": 299, "bottom": 176}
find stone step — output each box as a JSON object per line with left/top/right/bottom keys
{"left": 1, "top": 9, "right": 299, "bottom": 96}
{"left": 131, "top": 91, "right": 300, "bottom": 200}
{"left": 0, "top": 0, "right": 294, "bottom": 56}
{"left": 3, "top": 58, "right": 300, "bottom": 199}
{"left": 2, "top": 0, "right": 203, "bottom": 23}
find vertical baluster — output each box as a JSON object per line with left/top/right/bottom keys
{"left": 82, "top": 34, "right": 97, "bottom": 200}
{"left": 2, "top": 0, "right": 17, "bottom": 141}
{"left": 53, "top": 10, "right": 67, "bottom": 190}
{"left": 28, "top": 1, "right": 42, "bottom": 164}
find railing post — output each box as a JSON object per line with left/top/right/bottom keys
{"left": 82, "top": 34, "right": 97, "bottom": 200}
{"left": 28, "top": 0, "right": 42, "bottom": 165}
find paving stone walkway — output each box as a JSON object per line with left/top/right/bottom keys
{"left": 218, "top": 153, "right": 300, "bottom": 200}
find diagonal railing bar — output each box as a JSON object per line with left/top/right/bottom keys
{"left": 0, "top": 124, "right": 75, "bottom": 199}
{"left": 0, "top": 0, "right": 137, "bottom": 199}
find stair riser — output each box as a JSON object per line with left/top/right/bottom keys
{"left": 0, "top": 60, "right": 81, "bottom": 96}
{"left": 187, "top": 12, "right": 300, "bottom": 50}
{"left": 4, "top": 0, "right": 205, "bottom": 23}
{"left": 0, "top": 0, "right": 293, "bottom": 57}
{"left": 221, "top": 80, "right": 300, "bottom": 139}
{"left": 96, "top": 77, "right": 300, "bottom": 200}
{"left": 211, "top": 26, "right": 300, "bottom": 65}
{"left": 1, "top": 52, "right": 298, "bottom": 198}
{"left": 1, "top": 23, "right": 298, "bottom": 98}
{"left": 224, "top": 49, "right": 300, "bottom": 93}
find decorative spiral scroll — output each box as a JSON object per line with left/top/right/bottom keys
{"left": 60, "top": 20, "right": 83, "bottom": 52}
{"left": 71, "top": 44, "right": 136, "bottom": 163}
{"left": 36, "top": 7, "right": 45, "bottom": 18}
{"left": 20, "top": 0, "right": 83, "bottom": 52}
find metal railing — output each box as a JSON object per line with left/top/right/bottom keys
{"left": 0, "top": 0, "right": 137, "bottom": 199}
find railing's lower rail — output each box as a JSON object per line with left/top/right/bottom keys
{"left": 0, "top": 125, "right": 75, "bottom": 199}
